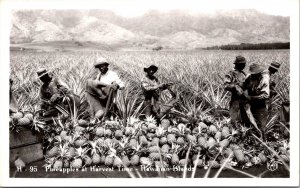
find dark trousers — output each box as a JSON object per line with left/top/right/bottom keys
{"left": 251, "top": 105, "right": 268, "bottom": 132}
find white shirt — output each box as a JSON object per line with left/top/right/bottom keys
{"left": 96, "top": 70, "right": 125, "bottom": 89}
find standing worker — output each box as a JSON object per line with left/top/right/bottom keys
{"left": 243, "top": 63, "right": 270, "bottom": 139}
{"left": 85, "top": 57, "right": 124, "bottom": 121}
{"left": 262, "top": 61, "right": 281, "bottom": 111}
{"left": 224, "top": 55, "right": 247, "bottom": 125}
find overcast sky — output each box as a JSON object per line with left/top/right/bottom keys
{"left": 5, "top": 0, "right": 296, "bottom": 17}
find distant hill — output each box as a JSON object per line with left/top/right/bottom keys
{"left": 10, "top": 9, "right": 289, "bottom": 50}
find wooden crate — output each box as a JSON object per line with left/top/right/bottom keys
{"left": 10, "top": 128, "right": 44, "bottom": 164}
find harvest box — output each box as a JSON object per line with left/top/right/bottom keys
{"left": 10, "top": 127, "right": 44, "bottom": 164}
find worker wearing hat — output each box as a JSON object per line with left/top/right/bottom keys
{"left": 262, "top": 61, "right": 282, "bottom": 111}
{"left": 85, "top": 57, "right": 124, "bottom": 121}
{"left": 224, "top": 55, "right": 247, "bottom": 124}
{"left": 37, "top": 68, "right": 79, "bottom": 118}
{"left": 242, "top": 63, "right": 270, "bottom": 139}
{"left": 141, "top": 65, "right": 174, "bottom": 119}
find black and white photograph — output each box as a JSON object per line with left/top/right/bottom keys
{"left": 0, "top": 0, "right": 299, "bottom": 186}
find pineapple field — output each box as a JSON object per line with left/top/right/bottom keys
{"left": 9, "top": 49, "right": 290, "bottom": 178}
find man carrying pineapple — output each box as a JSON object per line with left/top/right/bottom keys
{"left": 242, "top": 63, "right": 270, "bottom": 140}
{"left": 37, "top": 68, "right": 79, "bottom": 119}
{"left": 85, "top": 57, "right": 124, "bottom": 122}
{"left": 141, "top": 65, "right": 176, "bottom": 120}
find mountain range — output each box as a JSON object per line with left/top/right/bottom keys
{"left": 10, "top": 9, "right": 290, "bottom": 50}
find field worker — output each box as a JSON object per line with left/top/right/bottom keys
{"left": 224, "top": 55, "right": 247, "bottom": 125}
{"left": 85, "top": 57, "right": 124, "bottom": 121}
{"left": 242, "top": 63, "right": 270, "bottom": 139}
{"left": 262, "top": 62, "right": 281, "bottom": 111}
{"left": 9, "top": 78, "right": 18, "bottom": 114}
{"left": 141, "top": 65, "right": 174, "bottom": 120}
{"left": 37, "top": 68, "right": 79, "bottom": 118}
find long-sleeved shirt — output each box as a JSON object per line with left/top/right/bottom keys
{"left": 141, "top": 75, "right": 161, "bottom": 101}
{"left": 96, "top": 70, "right": 124, "bottom": 88}
{"left": 243, "top": 73, "right": 270, "bottom": 105}
{"left": 262, "top": 70, "right": 277, "bottom": 97}
{"left": 224, "top": 69, "right": 246, "bottom": 98}
{"left": 39, "top": 78, "right": 69, "bottom": 101}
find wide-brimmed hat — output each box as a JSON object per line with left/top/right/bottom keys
{"left": 234, "top": 55, "right": 246, "bottom": 64}
{"left": 94, "top": 57, "right": 109, "bottom": 68}
{"left": 37, "top": 68, "right": 50, "bottom": 78}
{"left": 269, "top": 61, "right": 281, "bottom": 71}
{"left": 144, "top": 65, "right": 158, "bottom": 73}
{"left": 249, "top": 63, "right": 264, "bottom": 74}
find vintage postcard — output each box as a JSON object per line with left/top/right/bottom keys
{"left": 0, "top": 0, "right": 299, "bottom": 187}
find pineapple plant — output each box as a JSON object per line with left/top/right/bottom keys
{"left": 53, "top": 143, "right": 69, "bottom": 169}
{"left": 159, "top": 136, "right": 167, "bottom": 145}
{"left": 221, "top": 126, "right": 230, "bottom": 139}
{"left": 150, "top": 137, "right": 160, "bottom": 146}
{"left": 155, "top": 125, "right": 166, "bottom": 138}
{"left": 11, "top": 111, "right": 23, "bottom": 121}
{"left": 17, "top": 117, "right": 31, "bottom": 126}
{"left": 104, "top": 129, "right": 112, "bottom": 137}
{"left": 130, "top": 154, "right": 140, "bottom": 166}
{"left": 75, "top": 126, "right": 85, "bottom": 133}
{"left": 53, "top": 159, "right": 63, "bottom": 170}
{"left": 139, "top": 135, "right": 148, "bottom": 146}
{"left": 223, "top": 147, "right": 233, "bottom": 158}
{"left": 107, "top": 156, "right": 117, "bottom": 167}
{"left": 219, "top": 138, "right": 230, "bottom": 148}
{"left": 161, "top": 144, "right": 170, "bottom": 154}
{"left": 74, "top": 137, "right": 87, "bottom": 147}
{"left": 154, "top": 160, "right": 168, "bottom": 168}
{"left": 258, "top": 152, "right": 267, "bottom": 163}
{"left": 121, "top": 154, "right": 131, "bottom": 167}
{"left": 147, "top": 123, "right": 157, "bottom": 133}
{"left": 46, "top": 146, "right": 59, "bottom": 158}
{"left": 95, "top": 127, "right": 105, "bottom": 137}
{"left": 170, "top": 144, "right": 180, "bottom": 166}
{"left": 149, "top": 152, "right": 161, "bottom": 161}
{"left": 115, "top": 129, "right": 123, "bottom": 139}
{"left": 89, "top": 141, "right": 101, "bottom": 165}
{"left": 214, "top": 131, "right": 222, "bottom": 141}
{"left": 70, "top": 147, "right": 88, "bottom": 169}
{"left": 161, "top": 119, "right": 170, "bottom": 130}
{"left": 176, "top": 137, "right": 185, "bottom": 145}
{"left": 78, "top": 119, "right": 88, "bottom": 127}
{"left": 193, "top": 159, "right": 204, "bottom": 168}
{"left": 167, "top": 133, "right": 176, "bottom": 144}
{"left": 178, "top": 159, "right": 190, "bottom": 167}
{"left": 198, "top": 136, "right": 207, "bottom": 148}
{"left": 24, "top": 113, "right": 34, "bottom": 122}
{"left": 112, "top": 156, "right": 122, "bottom": 169}
{"left": 124, "top": 126, "right": 134, "bottom": 136}
{"left": 198, "top": 122, "right": 208, "bottom": 131}
{"left": 232, "top": 145, "right": 245, "bottom": 163}
{"left": 129, "top": 138, "right": 138, "bottom": 148}
{"left": 251, "top": 156, "right": 262, "bottom": 165}
{"left": 208, "top": 125, "right": 218, "bottom": 135}
{"left": 148, "top": 146, "right": 160, "bottom": 153}
{"left": 207, "top": 137, "right": 216, "bottom": 148}
{"left": 279, "top": 155, "right": 290, "bottom": 162}
{"left": 140, "top": 157, "right": 153, "bottom": 167}
{"left": 186, "top": 134, "right": 197, "bottom": 143}
{"left": 208, "top": 160, "right": 220, "bottom": 168}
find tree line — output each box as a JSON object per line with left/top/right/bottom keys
{"left": 203, "top": 42, "right": 290, "bottom": 50}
